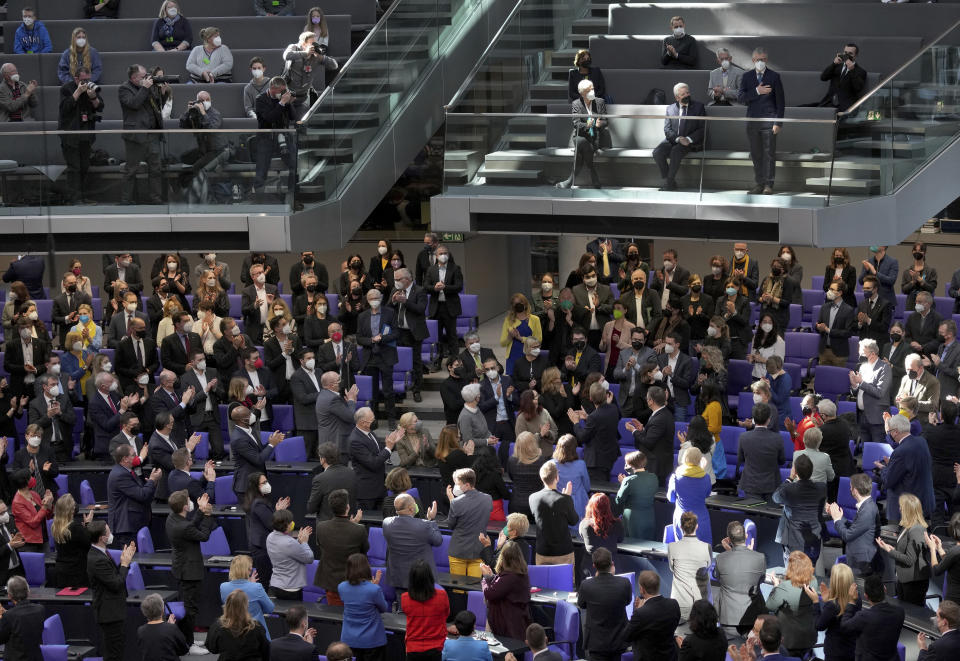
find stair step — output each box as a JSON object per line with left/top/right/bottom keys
{"left": 444, "top": 168, "right": 469, "bottom": 185}
{"left": 570, "top": 17, "right": 607, "bottom": 34}
{"left": 480, "top": 167, "right": 542, "bottom": 182}
{"left": 805, "top": 177, "right": 880, "bottom": 191}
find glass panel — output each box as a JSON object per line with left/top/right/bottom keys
{"left": 444, "top": 111, "right": 837, "bottom": 209}
{"left": 0, "top": 128, "right": 294, "bottom": 214}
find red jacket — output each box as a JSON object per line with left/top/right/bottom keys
{"left": 791, "top": 413, "right": 823, "bottom": 451}
{"left": 12, "top": 490, "right": 51, "bottom": 544}
{"left": 401, "top": 588, "right": 450, "bottom": 653}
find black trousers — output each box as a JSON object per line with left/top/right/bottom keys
{"left": 253, "top": 134, "right": 297, "bottom": 192}
{"left": 588, "top": 466, "right": 611, "bottom": 484}
{"left": 354, "top": 647, "right": 386, "bottom": 661}
{"left": 746, "top": 121, "right": 776, "bottom": 186}
{"left": 61, "top": 139, "right": 92, "bottom": 202}
{"left": 357, "top": 498, "right": 383, "bottom": 510}
{"left": 177, "top": 579, "right": 201, "bottom": 645}
{"left": 896, "top": 579, "right": 928, "bottom": 606}
{"left": 406, "top": 651, "right": 442, "bottom": 661}
{"left": 567, "top": 136, "right": 600, "bottom": 184}
{"left": 364, "top": 361, "right": 395, "bottom": 419}
{"left": 99, "top": 621, "right": 125, "bottom": 661}
{"left": 251, "top": 547, "right": 272, "bottom": 587}
{"left": 652, "top": 140, "right": 695, "bottom": 182}
{"left": 270, "top": 586, "right": 303, "bottom": 601}
{"left": 433, "top": 302, "right": 459, "bottom": 359}
{"left": 493, "top": 420, "right": 516, "bottom": 468}
{"left": 196, "top": 410, "right": 225, "bottom": 460}
{"left": 300, "top": 429, "right": 319, "bottom": 460}
{"left": 121, "top": 136, "right": 162, "bottom": 203}
{"left": 397, "top": 328, "right": 423, "bottom": 393}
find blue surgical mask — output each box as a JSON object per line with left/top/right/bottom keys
{"left": 79, "top": 314, "right": 90, "bottom": 324}
{"left": 725, "top": 287, "right": 737, "bottom": 296}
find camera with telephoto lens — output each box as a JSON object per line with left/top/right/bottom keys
{"left": 86, "top": 82, "right": 100, "bottom": 93}
{"left": 312, "top": 42, "right": 327, "bottom": 55}
{"left": 152, "top": 75, "right": 180, "bottom": 84}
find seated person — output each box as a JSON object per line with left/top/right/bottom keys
{"left": 186, "top": 27, "right": 233, "bottom": 84}
{"left": 567, "top": 49, "right": 605, "bottom": 102}
{"left": 652, "top": 83, "right": 705, "bottom": 191}
{"left": 556, "top": 80, "right": 607, "bottom": 190}
{"left": 661, "top": 15, "right": 697, "bottom": 69}
{"left": 13, "top": 7, "right": 52, "bottom": 54}
{"left": 151, "top": 1, "right": 193, "bottom": 52}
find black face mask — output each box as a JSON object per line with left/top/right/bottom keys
{"left": 913, "top": 252, "right": 925, "bottom": 261}
{"left": 834, "top": 257, "right": 844, "bottom": 265}
{"left": 135, "top": 329, "right": 147, "bottom": 339}
{"left": 802, "top": 406, "right": 813, "bottom": 416}
{"left": 66, "top": 285, "right": 77, "bottom": 293}
{"left": 581, "top": 58, "right": 591, "bottom": 67}
{"left": 631, "top": 340, "right": 644, "bottom": 350}
{"left": 303, "top": 256, "right": 314, "bottom": 266}
{"left": 452, "top": 367, "right": 465, "bottom": 379}
{"left": 573, "top": 340, "right": 586, "bottom": 350}
{"left": 690, "top": 285, "right": 701, "bottom": 293}
{"left": 513, "top": 303, "right": 525, "bottom": 313}
{"left": 771, "top": 268, "right": 783, "bottom": 277}
{"left": 306, "top": 284, "right": 317, "bottom": 293}
{"left": 890, "top": 332, "right": 902, "bottom": 343}
{"left": 627, "top": 252, "right": 639, "bottom": 260}
{"left": 349, "top": 262, "right": 361, "bottom": 270}
{"left": 908, "top": 369, "right": 918, "bottom": 380}
{"left": 130, "top": 425, "right": 140, "bottom": 435}
{"left": 350, "top": 289, "right": 361, "bottom": 298}
{"left": 662, "top": 308, "right": 673, "bottom": 317}
{"left": 633, "top": 281, "right": 644, "bottom": 290}
{"left": 938, "top": 334, "right": 947, "bottom": 343}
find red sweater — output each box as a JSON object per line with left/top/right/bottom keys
{"left": 401, "top": 588, "right": 450, "bottom": 652}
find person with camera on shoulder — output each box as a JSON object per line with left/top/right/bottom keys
{"left": 253, "top": 77, "right": 298, "bottom": 200}
{"left": 283, "top": 31, "right": 338, "bottom": 119}
{"left": 816, "top": 43, "right": 867, "bottom": 112}
{"left": 179, "top": 90, "right": 234, "bottom": 204}
{"left": 59, "top": 66, "right": 103, "bottom": 205}
{"left": 118, "top": 64, "right": 164, "bottom": 205}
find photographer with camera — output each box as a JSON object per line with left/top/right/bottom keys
{"left": 282, "top": 31, "right": 338, "bottom": 119}
{"left": 812, "top": 43, "right": 866, "bottom": 112}
{"left": 59, "top": 66, "right": 103, "bottom": 204}
{"left": 179, "top": 91, "right": 234, "bottom": 203}
{"left": 118, "top": 64, "right": 164, "bottom": 205}
{"left": 253, "top": 77, "right": 297, "bottom": 198}
{"left": 0, "top": 63, "right": 38, "bottom": 122}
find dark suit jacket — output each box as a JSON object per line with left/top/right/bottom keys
{"left": 87, "top": 546, "right": 130, "bottom": 624}
{"left": 27, "top": 392, "right": 75, "bottom": 449}
{"left": 89, "top": 391, "right": 125, "bottom": 457}
{"left": 108, "top": 432, "right": 144, "bottom": 462}
{"left": 213, "top": 333, "right": 254, "bottom": 376}
{"left": 316, "top": 340, "right": 359, "bottom": 389}
{"left": 306, "top": 463, "right": 357, "bottom": 522}
{"left": 620, "top": 289, "right": 662, "bottom": 331}
{"left": 315, "top": 388, "right": 356, "bottom": 457}
{"left": 817, "top": 301, "right": 855, "bottom": 356}
{"left": 115, "top": 335, "right": 159, "bottom": 393}
{"left": 103, "top": 262, "right": 143, "bottom": 297}
{"left": 819, "top": 62, "right": 867, "bottom": 111}
{"left": 148, "top": 431, "right": 180, "bottom": 498}
{"left": 231, "top": 367, "right": 277, "bottom": 420}
{"left": 144, "top": 388, "right": 193, "bottom": 446}
{"left": 650, "top": 265, "right": 691, "bottom": 302}
{"left": 772, "top": 479, "right": 826, "bottom": 551}
{"left": 528, "top": 488, "right": 578, "bottom": 556}
{"left": 314, "top": 515, "right": 368, "bottom": 591}
{"left": 919, "top": 629, "right": 960, "bottom": 660}
{"left": 855, "top": 296, "right": 892, "bottom": 345}
{"left": 883, "top": 434, "right": 935, "bottom": 520}
{"left": 166, "top": 511, "right": 218, "bottom": 581}
{"left": 180, "top": 367, "right": 221, "bottom": 427}
{"left": 568, "top": 66, "right": 607, "bottom": 102}
{"left": 168, "top": 469, "right": 215, "bottom": 503}
{"left": 264, "top": 333, "right": 302, "bottom": 393}
{"left": 269, "top": 633, "right": 315, "bottom": 661}
{"left": 231, "top": 426, "right": 275, "bottom": 494}
{"left": 623, "top": 594, "right": 682, "bottom": 661}
{"left": 241, "top": 284, "right": 280, "bottom": 344}
{"left": 11, "top": 445, "right": 59, "bottom": 494}
{"left": 577, "top": 573, "right": 633, "bottom": 654}
{"left": 382, "top": 514, "right": 443, "bottom": 588}
{"left": 348, "top": 426, "right": 390, "bottom": 501}
{"left": 3, "top": 257, "right": 44, "bottom": 301}
{"left": 426, "top": 263, "right": 463, "bottom": 317}
{"left": 107, "top": 463, "right": 156, "bottom": 535}
{"left": 819, "top": 418, "right": 854, "bottom": 478}
{"left": 572, "top": 283, "right": 614, "bottom": 331}
{"left": 574, "top": 402, "right": 620, "bottom": 476}
{"left": 656, "top": 351, "right": 694, "bottom": 408}
{"left": 440, "top": 376, "right": 467, "bottom": 425}
{"left": 0, "top": 522, "right": 24, "bottom": 587}
{"left": 661, "top": 34, "right": 697, "bottom": 68}
{"left": 836, "top": 497, "right": 882, "bottom": 568}
{"left": 289, "top": 368, "right": 321, "bottom": 431}
{"left": 3, "top": 338, "right": 50, "bottom": 397}
{"left": 0, "top": 600, "right": 45, "bottom": 661}
{"left": 738, "top": 68, "right": 786, "bottom": 123}
{"left": 737, "top": 427, "right": 785, "bottom": 496}
{"left": 840, "top": 599, "right": 905, "bottom": 661}
{"left": 571, "top": 97, "right": 610, "bottom": 147}
{"left": 390, "top": 283, "right": 429, "bottom": 342}
{"left": 633, "top": 406, "right": 675, "bottom": 487}
{"left": 905, "top": 310, "right": 944, "bottom": 356}
{"left": 106, "top": 310, "right": 150, "bottom": 350}
{"left": 356, "top": 307, "right": 399, "bottom": 368}
{"left": 52, "top": 291, "right": 92, "bottom": 346}
{"left": 934, "top": 341, "right": 960, "bottom": 401}
{"left": 565, "top": 344, "right": 603, "bottom": 383}
{"left": 479, "top": 376, "right": 519, "bottom": 431}
{"left": 160, "top": 331, "right": 203, "bottom": 376}
{"left": 241, "top": 254, "right": 280, "bottom": 287}
{"left": 661, "top": 101, "right": 706, "bottom": 147}
{"left": 459, "top": 347, "right": 500, "bottom": 378}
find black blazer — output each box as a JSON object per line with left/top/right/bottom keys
{"left": 160, "top": 331, "right": 203, "bottom": 375}
{"left": 390, "top": 284, "right": 429, "bottom": 342}
{"left": 570, "top": 97, "right": 610, "bottom": 148}
{"left": 230, "top": 427, "right": 275, "bottom": 495}
{"left": 576, "top": 572, "right": 633, "bottom": 654}
{"left": 51, "top": 291, "right": 92, "bottom": 346}
{"left": 168, "top": 469, "right": 214, "bottom": 503}
{"left": 269, "top": 634, "right": 315, "bottom": 661}
{"left": 241, "top": 284, "right": 280, "bottom": 344}
{"left": 263, "top": 333, "right": 303, "bottom": 393}
{"left": 115, "top": 335, "right": 159, "bottom": 393}
{"left": 145, "top": 387, "right": 193, "bottom": 445}
{"left": 27, "top": 393, "right": 75, "bottom": 450}
{"left": 919, "top": 629, "right": 960, "bottom": 660}
{"left": 231, "top": 367, "right": 278, "bottom": 420}
{"left": 662, "top": 100, "right": 706, "bottom": 147}
{"left": 855, "top": 295, "right": 892, "bottom": 345}
{"left": 166, "top": 511, "right": 218, "bottom": 581}
{"left": 425, "top": 263, "right": 464, "bottom": 317}
{"left": 633, "top": 406, "right": 675, "bottom": 487}
{"left": 288, "top": 368, "right": 321, "bottom": 431}
{"left": 348, "top": 426, "right": 390, "bottom": 501}
{"left": 623, "top": 594, "right": 682, "bottom": 660}
{"left": 824, "top": 264, "right": 859, "bottom": 309}
{"left": 567, "top": 66, "right": 606, "bottom": 102}
{"left": 306, "top": 463, "right": 357, "bottom": 522}
{"left": 316, "top": 340, "right": 360, "bottom": 387}
{"left": 440, "top": 376, "right": 467, "bottom": 425}
{"left": 0, "top": 521, "right": 24, "bottom": 587}
{"left": 716, "top": 294, "right": 753, "bottom": 355}
{"left": 0, "top": 601, "right": 46, "bottom": 661}
{"left": 880, "top": 340, "right": 910, "bottom": 391}
{"left": 574, "top": 401, "right": 620, "bottom": 476}
{"left": 661, "top": 33, "right": 698, "bottom": 68}
{"left": 356, "top": 307, "right": 399, "bottom": 368}
{"left": 839, "top": 599, "right": 905, "bottom": 661}
{"left": 905, "top": 310, "right": 944, "bottom": 356}
{"left": 180, "top": 367, "right": 221, "bottom": 427}
{"left": 817, "top": 302, "right": 855, "bottom": 356}
{"left": 818, "top": 62, "right": 868, "bottom": 111}
{"left": 87, "top": 546, "right": 129, "bottom": 624}
{"left": 3, "top": 338, "right": 50, "bottom": 397}
{"left": 104, "top": 262, "right": 143, "bottom": 297}
{"left": 819, "top": 418, "right": 854, "bottom": 478}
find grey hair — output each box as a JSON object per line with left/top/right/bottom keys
{"left": 916, "top": 291, "right": 933, "bottom": 304}
{"left": 859, "top": 338, "right": 879, "bottom": 356}
{"left": 887, "top": 414, "right": 910, "bottom": 435}
{"left": 905, "top": 353, "right": 923, "bottom": 369}
{"left": 140, "top": 593, "right": 166, "bottom": 621}
{"left": 752, "top": 47, "right": 767, "bottom": 57}
{"left": 817, "top": 399, "right": 837, "bottom": 417}
{"left": 716, "top": 48, "right": 731, "bottom": 57}
{"left": 461, "top": 383, "right": 481, "bottom": 403}
{"left": 673, "top": 82, "right": 689, "bottom": 97}
{"left": 802, "top": 427, "right": 822, "bottom": 451}
{"left": 6, "top": 576, "right": 27, "bottom": 602}
{"left": 577, "top": 79, "right": 594, "bottom": 94}
{"left": 354, "top": 406, "right": 373, "bottom": 423}
{"left": 394, "top": 267, "right": 411, "bottom": 282}
{"left": 464, "top": 331, "right": 480, "bottom": 343}
{"left": 94, "top": 371, "right": 113, "bottom": 389}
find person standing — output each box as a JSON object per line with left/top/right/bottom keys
{"left": 401, "top": 561, "right": 450, "bottom": 661}
{"left": 349, "top": 407, "right": 402, "bottom": 510}
{"left": 577, "top": 548, "right": 633, "bottom": 661}
{"left": 382, "top": 493, "right": 441, "bottom": 590}
{"left": 738, "top": 48, "right": 785, "bottom": 195}
{"left": 252, "top": 77, "right": 297, "bottom": 198}
{"left": 737, "top": 403, "right": 785, "bottom": 501}
{"left": 707, "top": 48, "right": 744, "bottom": 106}
{"left": 425, "top": 244, "right": 462, "bottom": 365}
{"left": 269, "top": 606, "right": 316, "bottom": 661}
{"left": 874, "top": 493, "right": 931, "bottom": 606}
{"left": 529, "top": 461, "right": 578, "bottom": 570}
{"left": 628, "top": 386, "right": 675, "bottom": 487}
{"left": 87, "top": 520, "right": 136, "bottom": 661}
{"left": 446, "top": 468, "right": 492, "bottom": 578}
{"left": 838, "top": 574, "right": 905, "bottom": 661}
{"left": 624, "top": 570, "right": 682, "bottom": 660}
{"left": 668, "top": 512, "right": 713, "bottom": 620}
{"left": 389, "top": 268, "right": 428, "bottom": 403}
{"left": 858, "top": 245, "right": 899, "bottom": 313}
{"left": 58, "top": 66, "right": 103, "bottom": 204}
{"left": 0, "top": 575, "right": 45, "bottom": 661}
{"left": 918, "top": 600, "right": 960, "bottom": 660}
{"left": 338, "top": 554, "right": 390, "bottom": 661}
{"left": 825, "top": 473, "right": 882, "bottom": 578}
{"left": 772, "top": 456, "right": 826, "bottom": 568}
{"left": 118, "top": 65, "right": 163, "bottom": 205}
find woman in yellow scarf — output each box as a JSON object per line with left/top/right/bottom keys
{"left": 667, "top": 445, "right": 712, "bottom": 544}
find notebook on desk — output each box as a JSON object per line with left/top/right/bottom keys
{"left": 56, "top": 587, "right": 88, "bottom": 596}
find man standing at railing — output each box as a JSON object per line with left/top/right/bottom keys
{"left": 283, "top": 31, "right": 339, "bottom": 119}
{"left": 59, "top": 66, "right": 103, "bottom": 205}
{"left": 118, "top": 65, "right": 164, "bottom": 205}
{"left": 253, "top": 76, "right": 298, "bottom": 200}
{"left": 738, "top": 48, "right": 784, "bottom": 196}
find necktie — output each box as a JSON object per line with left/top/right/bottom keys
{"left": 108, "top": 395, "right": 118, "bottom": 414}
{"left": 170, "top": 390, "right": 180, "bottom": 405}
{"left": 335, "top": 344, "right": 341, "bottom": 361}
{"left": 135, "top": 340, "right": 144, "bottom": 366}
{"left": 602, "top": 247, "right": 610, "bottom": 278}
{"left": 182, "top": 333, "right": 191, "bottom": 355}
{"left": 678, "top": 105, "right": 684, "bottom": 136}
{"left": 49, "top": 400, "right": 59, "bottom": 442}
{"left": 67, "top": 294, "right": 73, "bottom": 309}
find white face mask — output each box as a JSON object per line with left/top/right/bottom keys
{"left": 317, "top": 305, "right": 327, "bottom": 314}
{"left": 206, "top": 278, "right": 216, "bottom": 287}
{"left": 780, "top": 253, "right": 791, "bottom": 263}
{"left": 231, "top": 326, "right": 241, "bottom": 337}
{"left": 282, "top": 324, "right": 292, "bottom": 335}
{"left": 673, "top": 27, "right": 685, "bottom": 38}
{"left": 251, "top": 69, "right": 264, "bottom": 79}
{"left": 377, "top": 246, "right": 388, "bottom": 256}
{"left": 104, "top": 361, "right": 113, "bottom": 373}
{"left": 761, "top": 322, "right": 773, "bottom": 333}
{"left": 585, "top": 90, "right": 596, "bottom": 101}
{"left": 245, "top": 385, "right": 254, "bottom": 395}
{"left": 105, "top": 532, "right": 114, "bottom": 545}
{"left": 72, "top": 342, "right": 83, "bottom": 351}
{"left": 720, "top": 59, "right": 730, "bottom": 71}
{"left": 75, "top": 38, "right": 86, "bottom": 48}
{"left": 541, "top": 282, "right": 553, "bottom": 291}
{"left": 126, "top": 302, "right": 138, "bottom": 313}
{"left": 201, "top": 101, "right": 211, "bottom": 111}
{"left": 0, "top": 513, "right": 9, "bottom": 525}
{"left": 137, "top": 374, "right": 149, "bottom": 385}
{"left": 652, "top": 369, "right": 663, "bottom": 381}
{"left": 663, "top": 260, "right": 674, "bottom": 271}
{"left": 753, "top": 393, "right": 763, "bottom": 404}
{"left": 50, "top": 364, "right": 61, "bottom": 376}
{"left": 711, "top": 266, "right": 721, "bottom": 276}
{"left": 734, "top": 250, "right": 745, "bottom": 260}
{"left": 754, "top": 60, "right": 766, "bottom": 73}
{"left": 304, "top": 358, "right": 316, "bottom": 370}
{"left": 259, "top": 482, "right": 271, "bottom": 495}
{"left": 186, "top": 499, "right": 194, "bottom": 513}
{"left": 9, "top": 74, "right": 20, "bottom": 84}
{"left": 664, "top": 344, "right": 675, "bottom": 354}
{"left": 469, "top": 343, "right": 481, "bottom": 354}
{"left": 486, "top": 369, "right": 499, "bottom": 381}
{"left": 255, "top": 274, "right": 266, "bottom": 284}
{"left": 27, "top": 436, "right": 40, "bottom": 448}
{"left": 182, "top": 321, "right": 193, "bottom": 334}
{"left": 27, "top": 311, "right": 38, "bottom": 321}
{"left": 369, "top": 300, "right": 381, "bottom": 310}
{"left": 583, "top": 277, "right": 598, "bottom": 288}
{"left": 206, "top": 253, "right": 216, "bottom": 262}
{"left": 195, "top": 360, "right": 206, "bottom": 372}
{"left": 826, "top": 290, "right": 838, "bottom": 301}
{"left": 437, "top": 254, "right": 449, "bottom": 264}
{"left": 452, "top": 485, "right": 463, "bottom": 498}
{"left": 22, "top": 17, "right": 34, "bottom": 26}
{"left": 109, "top": 381, "right": 119, "bottom": 392}
{"left": 529, "top": 348, "right": 541, "bottom": 357}
{"left": 915, "top": 303, "right": 926, "bottom": 313}
{"left": 167, "top": 262, "right": 178, "bottom": 271}
{"left": 707, "top": 326, "right": 718, "bottom": 338}
{"left": 48, "top": 384, "right": 60, "bottom": 397}
{"left": 167, "top": 7, "right": 178, "bottom": 17}
{"left": 394, "top": 281, "right": 404, "bottom": 290}
{"left": 212, "top": 36, "right": 222, "bottom": 47}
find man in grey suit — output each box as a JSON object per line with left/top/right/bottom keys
{"left": 714, "top": 520, "right": 766, "bottom": 634}
{"left": 850, "top": 338, "right": 890, "bottom": 444}
{"left": 118, "top": 65, "right": 163, "bottom": 205}
{"left": 105, "top": 291, "right": 150, "bottom": 349}
{"left": 28, "top": 374, "right": 76, "bottom": 463}
{"left": 446, "top": 468, "right": 493, "bottom": 576}
{"left": 382, "top": 493, "right": 441, "bottom": 589}
{"left": 289, "top": 349, "right": 322, "bottom": 459}
{"left": 927, "top": 319, "right": 960, "bottom": 404}
{"left": 707, "top": 48, "right": 744, "bottom": 106}
{"left": 826, "top": 472, "right": 882, "bottom": 577}
{"left": 306, "top": 442, "right": 357, "bottom": 522}
{"left": 613, "top": 327, "right": 656, "bottom": 418}
{"left": 736, "top": 402, "right": 784, "bottom": 500}
{"left": 315, "top": 371, "right": 359, "bottom": 463}
{"left": 772, "top": 454, "right": 826, "bottom": 567}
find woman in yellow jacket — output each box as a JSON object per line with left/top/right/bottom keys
{"left": 500, "top": 293, "right": 541, "bottom": 375}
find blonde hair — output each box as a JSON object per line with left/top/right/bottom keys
{"left": 199, "top": 269, "right": 222, "bottom": 294}
{"left": 699, "top": 345, "right": 725, "bottom": 373}
{"left": 899, "top": 493, "right": 927, "bottom": 530}
{"left": 513, "top": 431, "right": 541, "bottom": 464}
{"left": 540, "top": 367, "right": 564, "bottom": 396}
{"left": 158, "top": 0, "right": 180, "bottom": 18}
{"left": 398, "top": 412, "right": 421, "bottom": 440}
{"left": 507, "top": 293, "right": 531, "bottom": 322}
{"left": 65, "top": 330, "right": 83, "bottom": 350}
{"left": 200, "top": 27, "right": 221, "bottom": 43}
{"left": 680, "top": 446, "right": 702, "bottom": 467}
{"left": 827, "top": 562, "right": 855, "bottom": 616}
{"left": 785, "top": 551, "right": 814, "bottom": 587}
{"left": 52, "top": 494, "right": 77, "bottom": 544}
{"left": 69, "top": 28, "right": 91, "bottom": 78}
{"left": 220, "top": 590, "right": 255, "bottom": 635}
{"left": 268, "top": 298, "right": 292, "bottom": 323}
{"left": 505, "top": 512, "right": 530, "bottom": 538}
{"left": 228, "top": 554, "right": 252, "bottom": 581}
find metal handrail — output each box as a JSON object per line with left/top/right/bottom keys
{"left": 444, "top": 111, "right": 837, "bottom": 123}
{"left": 299, "top": 0, "right": 408, "bottom": 124}
{"left": 444, "top": 0, "right": 526, "bottom": 110}
{"left": 839, "top": 15, "right": 960, "bottom": 117}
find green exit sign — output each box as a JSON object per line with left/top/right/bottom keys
{"left": 440, "top": 232, "right": 464, "bottom": 242}
{"left": 867, "top": 110, "right": 882, "bottom": 121}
